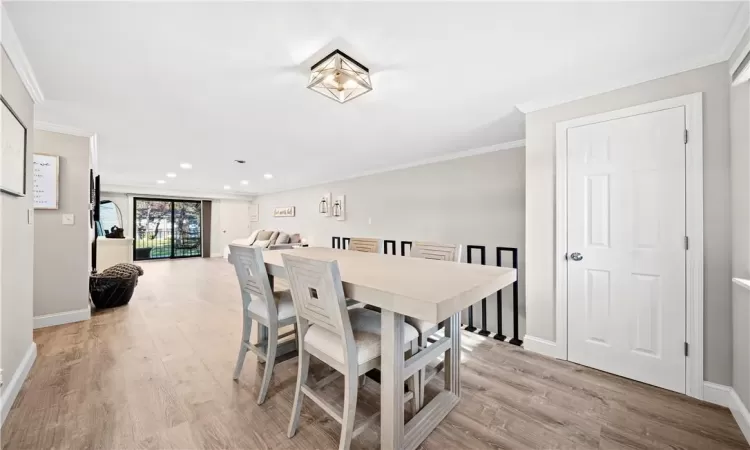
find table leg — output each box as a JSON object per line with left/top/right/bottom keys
{"left": 381, "top": 309, "right": 405, "bottom": 450}
{"left": 444, "top": 312, "right": 461, "bottom": 396}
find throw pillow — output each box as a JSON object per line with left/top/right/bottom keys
{"left": 268, "top": 230, "right": 280, "bottom": 244}
{"left": 247, "top": 229, "right": 261, "bottom": 245}
{"left": 276, "top": 232, "right": 290, "bottom": 244}
{"left": 289, "top": 233, "right": 301, "bottom": 243}
{"left": 255, "top": 230, "right": 273, "bottom": 241}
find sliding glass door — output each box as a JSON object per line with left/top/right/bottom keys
{"left": 133, "top": 198, "right": 202, "bottom": 260}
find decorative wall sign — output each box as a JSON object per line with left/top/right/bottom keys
{"left": 1, "top": 96, "right": 28, "bottom": 196}
{"left": 249, "top": 204, "right": 259, "bottom": 222}
{"left": 273, "top": 206, "right": 295, "bottom": 217}
{"left": 33, "top": 153, "right": 60, "bottom": 209}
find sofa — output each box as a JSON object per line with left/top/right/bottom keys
{"left": 231, "top": 229, "right": 304, "bottom": 250}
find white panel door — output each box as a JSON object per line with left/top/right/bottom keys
{"left": 567, "top": 106, "right": 686, "bottom": 393}
{"left": 218, "top": 200, "right": 250, "bottom": 251}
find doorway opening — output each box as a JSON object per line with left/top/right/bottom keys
{"left": 133, "top": 197, "right": 202, "bottom": 260}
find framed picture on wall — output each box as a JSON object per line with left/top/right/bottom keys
{"left": 1, "top": 96, "right": 28, "bottom": 196}
{"left": 33, "top": 153, "right": 60, "bottom": 209}
{"left": 273, "top": 206, "right": 295, "bottom": 217}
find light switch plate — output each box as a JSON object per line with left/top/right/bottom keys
{"left": 62, "top": 214, "right": 75, "bottom": 225}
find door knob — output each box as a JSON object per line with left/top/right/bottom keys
{"left": 570, "top": 252, "right": 583, "bottom": 261}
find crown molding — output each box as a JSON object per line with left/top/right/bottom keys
{"left": 1, "top": 7, "right": 44, "bottom": 104}
{"left": 101, "top": 183, "right": 256, "bottom": 201}
{"left": 721, "top": 1, "right": 749, "bottom": 66}
{"left": 35, "top": 121, "right": 95, "bottom": 137}
{"left": 262, "top": 138, "right": 526, "bottom": 195}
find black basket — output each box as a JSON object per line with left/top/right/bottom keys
{"left": 89, "top": 264, "right": 142, "bottom": 309}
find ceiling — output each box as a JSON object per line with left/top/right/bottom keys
{"left": 5, "top": 1, "right": 744, "bottom": 195}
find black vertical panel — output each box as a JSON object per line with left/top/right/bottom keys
{"left": 384, "top": 240, "right": 396, "bottom": 255}
{"left": 332, "top": 236, "right": 340, "bottom": 249}
{"left": 400, "top": 241, "right": 412, "bottom": 256}
{"left": 465, "top": 245, "right": 486, "bottom": 333}
{"left": 494, "top": 248, "right": 512, "bottom": 342}
{"left": 508, "top": 248, "right": 522, "bottom": 346}
{"left": 342, "top": 237, "right": 350, "bottom": 249}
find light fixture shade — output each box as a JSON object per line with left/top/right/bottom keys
{"left": 307, "top": 50, "right": 372, "bottom": 104}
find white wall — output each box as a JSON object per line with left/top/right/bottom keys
{"left": 525, "top": 62, "right": 732, "bottom": 385}
{"left": 730, "top": 29, "right": 750, "bottom": 407}
{"left": 33, "top": 130, "right": 91, "bottom": 320}
{"left": 0, "top": 47, "right": 35, "bottom": 421}
{"left": 253, "top": 148, "right": 526, "bottom": 337}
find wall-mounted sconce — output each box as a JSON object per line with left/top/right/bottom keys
{"left": 319, "top": 193, "right": 331, "bottom": 217}
{"left": 333, "top": 195, "right": 346, "bottom": 221}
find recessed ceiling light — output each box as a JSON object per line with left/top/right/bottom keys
{"left": 180, "top": 162, "right": 192, "bottom": 169}
{"left": 166, "top": 172, "right": 177, "bottom": 178}
{"left": 240, "top": 180, "right": 249, "bottom": 185}
{"left": 224, "top": 185, "right": 231, "bottom": 190}
{"left": 157, "top": 180, "right": 166, "bottom": 184}
{"left": 263, "top": 173, "right": 273, "bottom": 180}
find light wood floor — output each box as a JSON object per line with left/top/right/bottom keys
{"left": 2, "top": 257, "right": 747, "bottom": 449}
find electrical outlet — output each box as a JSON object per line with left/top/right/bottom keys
{"left": 62, "top": 214, "right": 75, "bottom": 225}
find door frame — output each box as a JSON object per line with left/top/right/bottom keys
{"left": 132, "top": 196, "right": 203, "bottom": 260}
{"left": 554, "top": 92, "right": 704, "bottom": 399}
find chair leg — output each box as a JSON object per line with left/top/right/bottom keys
{"left": 257, "top": 323, "right": 278, "bottom": 405}
{"left": 339, "top": 371, "right": 358, "bottom": 450}
{"left": 409, "top": 339, "right": 420, "bottom": 414}
{"left": 359, "top": 375, "right": 366, "bottom": 388}
{"left": 417, "top": 334, "right": 426, "bottom": 409}
{"left": 233, "top": 314, "right": 253, "bottom": 380}
{"left": 288, "top": 348, "right": 310, "bottom": 438}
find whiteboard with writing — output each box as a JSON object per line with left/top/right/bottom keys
{"left": 33, "top": 154, "right": 59, "bottom": 209}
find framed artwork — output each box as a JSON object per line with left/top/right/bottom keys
{"left": 1, "top": 96, "right": 28, "bottom": 196}
{"left": 273, "top": 206, "right": 295, "bottom": 217}
{"left": 33, "top": 153, "right": 60, "bottom": 209}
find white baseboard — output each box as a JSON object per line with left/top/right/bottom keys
{"left": 523, "top": 335, "right": 564, "bottom": 359}
{"left": 704, "top": 381, "right": 732, "bottom": 407}
{"left": 730, "top": 388, "right": 750, "bottom": 444}
{"left": 1, "top": 342, "right": 37, "bottom": 425}
{"left": 703, "top": 381, "right": 750, "bottom": 444}
{"left": 33, "top": 307, "right": 90, "bottom": 329}
{"left": 211, "top": 252, "right": 222, "bottom": 258}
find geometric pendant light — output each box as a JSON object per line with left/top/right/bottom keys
{"left": 307, "top": 50, "right": 373, "bottom": 103}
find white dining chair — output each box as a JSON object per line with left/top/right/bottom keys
{"left": 282, "top": 253, "right": 419, "bottom": 450}
{"left": 406, "top": 241, "right": 463, "bottom": 408}
{"left": 230, "top": 244, "right": 298, "bottom": 405}
{"left": 348, "top": 237, "right": 381, "bottom": 253}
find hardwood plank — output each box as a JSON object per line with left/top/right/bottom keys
{"left": 2, "top": 258, "right": 745, "bottom": 450}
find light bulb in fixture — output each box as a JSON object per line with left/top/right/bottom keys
{"left": 180, "top": 162, "right": 192, "bottom": 169}
{"left": 263, "top": 173, "right": 273, "bottom": 180}
{"left": 240, "top": 180, "right": 249, "bottom": 185}
{"left": 166, "top": 172, "right": 177, "bottom": 178}
{"left": 223, "top": 185, "right": 231, "bottom": 190}
{"left": 157, "top": 180, "right": 166, "bottom": 184}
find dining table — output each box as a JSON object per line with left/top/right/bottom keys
{"left": 257, "top": 246, "right": 517, "bottom": 450}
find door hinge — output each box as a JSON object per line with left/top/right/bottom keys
{"left": 684, "top": 130, "right": 688, "bottom": 144}
{"left": 684, "top": 342, "right": 689, "bottom": 357}
{"left": 684, "top": 236, "right": 689, "bottom": 250}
